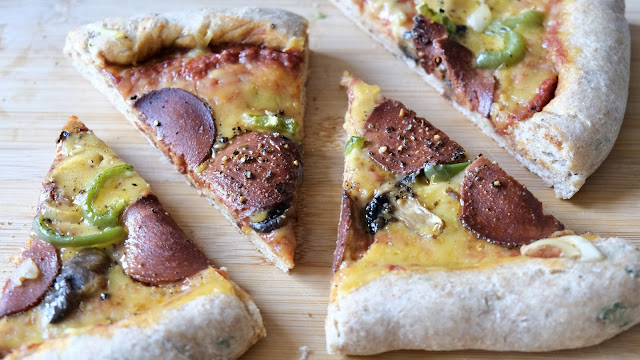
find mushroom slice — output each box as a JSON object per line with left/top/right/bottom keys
{"left": 520, "top": 235, "right": 604, "bottom": 262}
{"left": 390, "top": 194, "right": 443, "bottom": 238}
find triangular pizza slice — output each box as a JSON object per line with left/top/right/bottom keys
{"left": 0, "top": 117, "right": 264, "bottom": 359}
{"left": 326, "top": 75, "right": 640, "bottom": 355}
{"left": 330, "top": 0, "right": 629, "bottom": 198}
{"left": 64, "top": 8, "right": 308, "bottom": 271}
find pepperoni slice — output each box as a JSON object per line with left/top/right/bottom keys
{"left": 363, "top": 99, "right": 466, "bottom": 174}
{"left": 122, "top": 195, "right": 209, "bottom": 285}
{"left": 413, "top": 16, "right": 495, "bottom": 117}
{"left": 134, "top": 88, "right": 216, "bottom": 173}
{"left": 460, "top": 156, "right": 564, "bottom": 247}
{"left": 332, "top": 192, "right": 372, "bottom": 274}
{"left": 202, "top": 131, "right": 303, "bottom": 218}
{"left": 0, "top": 239, "right": 60, "bottom": 318}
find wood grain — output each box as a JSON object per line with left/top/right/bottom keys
{"left": 0, "top": 0, "right": 638, "bottom": 358}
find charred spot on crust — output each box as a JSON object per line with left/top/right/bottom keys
{"left": 57, "top": 131, "right": 70, "bottom": 143}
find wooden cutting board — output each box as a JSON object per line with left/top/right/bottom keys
{"left": 1, "top": 0, "right": 639, "bottom": 358}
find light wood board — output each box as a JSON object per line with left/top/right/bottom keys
{"left": 0, "top": 0, "right": 639, "bottom": 358}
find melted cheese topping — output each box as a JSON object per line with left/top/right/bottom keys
{"left": 332, "top": 78, "right": 522, "bottom": 300}
{"left": 357, "top": 0, "right": 558, "bottom": 130}
{"left": 106, "top": 51, "right": 304, "bottom": 145}
{"left": 0, "top": 267, "right": 232, "bottom": 351}
{"left": 44, "top": 130, "right": 150, "bottom": 236}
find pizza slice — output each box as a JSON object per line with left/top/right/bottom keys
{"left": 326, "top": 75, "right": 640, "bottom": 355}
{"left": 330, "top": 0, "right": 629, "bottom": 199}
{"left": 63, "top": 8, "right": 308, "bottom": 271}
{"left": 0, "top": 117, "right": 264, "bottom": 359}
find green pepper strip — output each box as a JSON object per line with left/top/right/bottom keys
{"left": 424, "top": 160, "right": 472, "bottom": 183}
{"left": 243, "top": 114, "right": 299, "bottom": 141}
{"left": 416, "top": 3, "right": 457, "bottom": 36}
{"left": 344, "top": 136, "right": 366, "bottom": 156}
{"left": 501, "top": 10, "right": 544, "bottom": 30}
{"left": 476, "top": 23, "right": 525, "bottom": 69}
{"left": 33, "top": 215, "right": 126, "bottom": 248}
{"left": 82, "top": 164, "right": 133, "bottom": 228}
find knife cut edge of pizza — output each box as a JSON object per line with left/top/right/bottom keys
{"left": 63, "top": 8, "right": 309, "bottom": 272}
{"left": 325, "top": 76, "right": 640, "bottom": 355}
{"left": 330, "top": 0, "right": 629, "bottom": 199}
{"left": 0, "top": 117, "right": 264, "bottom": 359}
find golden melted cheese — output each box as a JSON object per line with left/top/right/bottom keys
{"left": 0, "top": 267, "right": 232, "bottom": 351}
{"left": 332, "top": 78, "right": 522, "bottom": 300}
{"left": 107, "top": 52, "right": 304, "bottom": 146}
{"left": 44, "top": 131, "right": 150, "bottom": 236}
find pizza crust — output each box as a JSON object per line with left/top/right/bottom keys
{"left": 7, "top": 280, "right": 265, "bottom": 360}
{"left": 326, "top": 237, "right": 640, "bottom": 355}
{"left": 63, "top": 8, "right": 309, "bottom": 272}
{"left": 64, "top": 8, "right": 308, "bottom": 65}
{"left": 331, "top": 0, "right": 630, "bottom": 199}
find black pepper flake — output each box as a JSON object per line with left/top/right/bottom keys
{"left": 57, "top": 131, "right": 70, "bottom": 143}
{"left": 279, "top": 109, "right": 285, "bottom": 115}
{"left": 101, "top": 293, "right": 111, "bottom": 300}
{"left": 129, "top": 95, "right": 138, "bottom": 101}
{"left": 270, "top": 23, "right": 276, "bottom": 29}
{"left": 151, "top": 208, "right": 157, "bottom": 214}
{"left": 233, "top": 150, "right": 240, "bottom": 156}
{"left": 132, "top": 183, "right": 137, "bottom": 186}
{"left": 219, "top": 137, "right": 229, "bottom": 143}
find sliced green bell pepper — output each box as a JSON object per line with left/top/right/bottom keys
{"left": 424, "top": 160, "right": 472, "bottom": 183}
{"left": 82, "top": 164, "right": 133, "bottom": 228}
{"left": 502, "top": 10, "right": 544, "bottom": 30}
{"left": 242, "top": 114, "right": 299, "bottom": 141}
{"left": 344, "top": 136, "right": 366, "bottom": 156}
{"left": 416, "top": 3, "right": 457, "bottom": 36}
{"left": 33, "top": 215, "right": 126, "bottom": 248}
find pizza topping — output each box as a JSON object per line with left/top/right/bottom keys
{"left": 520, "top": 235, "right": 603, "bottom": 262}
{"left": 204, "top": 131, "right": 302, "bottom": 218}
{"left": 0, "top": 240, "right": 60, "bottom": 318}
{"left": 460, "top": 156, "right": 564, "bottom": 247}
{"left": 365, "top": 194, "right": 395, "bottom": 235}
{"left": 249, "top": 202, "right": 291, "bottom": 233}
{"left": 476, "top": 23, "right": 525, "bottom": 69}
{"left": 333, "top": 192, "right": 373, "bottom": 274}
{"left": 416, "top": 3, "right": 456, "bottom": 36}
{"left": 122, "top": 195, "right": 209, "bottom": 285}
{"left": 33, "top": 215, "right": 127, "bottom": 248}
{"left": 241, "top": 113, "right": 300, "bottom": 142}
{"left": 43, "top": 249, "right": 110, "bottom": 324}
{"left": 389, "top": 185, "right": 443, "bottom": 237}
{"left": 134, "top": 88, "right": 216, "bottom": 173}
{"left": 412, "top": 15, "right": 496, "bottom": 117}
{"left": 466, "top": 3, "right": 492, "bottom": 32}
{"left": 82, "top": 164, "right": 134, "bottom": 228}
{"left": 597, "top": 302, "right": 631, "bottom": 328}
{"left": 424, "top": 160, "right": 472, "bottom": 183}
{"left": 363, "top": 99, "right": 466, "bottom": 174}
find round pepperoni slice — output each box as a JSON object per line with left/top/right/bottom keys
{"left": 202, "top": 131, "right": 303, "bottom": 218}
{"left": 134, "top": 88, "right": 216, "bottom": 173}
{"left": 460, "top": 156, "right": 564, "bottom": 247}
{"left": 122, "top": 195, "right": 209, "bottom": 285}
{"left": 0, "top": 239, "right": 60, "bottom": 318}
{"left": 363, "top": 99, "right": 466, "bottom": 174}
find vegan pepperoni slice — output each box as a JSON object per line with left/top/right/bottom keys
{"left": 460, "top": 156, "right": 564, "bottom": 247}
{"left": 122, "top": 195, "right": 209, "bottom": 285}
{"left": 332, "top": 192, "right": 372, "bottom": 275}
{"left": 363, "top": 99, "right": 466, "bottom": 174}
{"left": 0, "top": 239, "right": 60, "bottom": 318}
{"left": 134, "top": 88, "right": 216, "bottom": 173}
{"left": 202, "top": 131, "right": 303, "bottom": 218}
